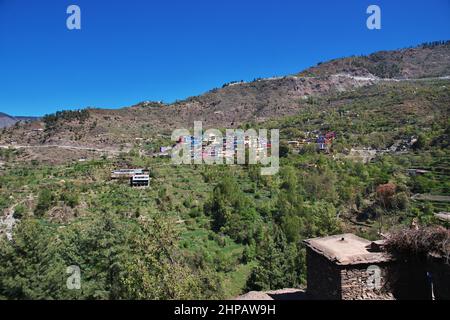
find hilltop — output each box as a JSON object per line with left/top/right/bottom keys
{"left": 300, "top": 40, "right": 450, "bottom": 78}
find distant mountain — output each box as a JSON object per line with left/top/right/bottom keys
{"left": 299, "top": 40, "right": 450, "bottom": 79}
{"left": 0, "top": 112, "right": 40, "bottom": 129}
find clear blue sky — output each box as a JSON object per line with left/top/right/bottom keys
{"left": 1, "top": 0, "right": 449, "bottom": 116}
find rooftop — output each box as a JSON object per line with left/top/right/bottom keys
{"left": 236, "top": 288, "right": 307, "bottom": 301}
{"left": 304, "top": 233, "right": 393, "bottom": 266}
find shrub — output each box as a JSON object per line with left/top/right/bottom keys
{"left": 385, "top": 227, "right": 450, "bottom": 260}
{"left": 13, "top": 204, "right": 26, "bottom": 219}
{"left": 34, "top": 189, "right": 54, "bottom": 217}
{"left": 60, "top": 192, "right": 79, "bottom": 208}
{"left": 376, "top": 183, "right": 396, "bottom": 209}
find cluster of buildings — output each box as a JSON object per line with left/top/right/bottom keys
{"left": 157, "top": 133, "right": 272, "bottom": 161}
{"left": 287, "top": 131, "right": 336, "bottom": 152}
{"left": 155, "top": 130, "right": 337, "bottom": 160}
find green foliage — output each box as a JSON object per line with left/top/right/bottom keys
{"left": 274, "top": 166, "right": 341, "bottom": 242}
{"left": 245, "top": 228, "right": 304, "bottom": 291}
{"left": 0, "top": 213, "right": 223, "bottom": 300}
{"left": 413, "top": 134, "right": 429, "bottom": 150}
{"left": 60, "top": 191, "right": 79, "bottom": 208}
{"left": 1, "top": 77, "right": 449, "bottom": 298}
{"left": 298, "top": 201, "right": 341, "bottom": 238}
{"left": 43, "top": 109, "right": 90, "bottom": 130}
{"left": 12, "top": 204, "right": 26, "bottom": 219}
{"left": 204, "top": 175, "right": 262, "bottom": 244}
{"left": 279, "top": 142, "right": 290, "bottom": 158}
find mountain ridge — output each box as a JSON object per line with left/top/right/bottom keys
{"left": 0, "top": 113, "right": 39, "bottom": 129}
{"left": 1, "top": 41, "right": 449, "bottom": 162}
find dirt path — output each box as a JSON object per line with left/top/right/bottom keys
{"left": 0, "top": 204, "right": 18, "bottom": 241}
{"left": 412, "top": 194, "right": 450, "bottom": 202}
{"left": 262, "top": 74, "right": 450, "bottom": 83}
{"left": 0, "top": 196, "right": 34, "bottom": 240}
{"left": 330, "top": 74, "right": 450, "bottom": 82}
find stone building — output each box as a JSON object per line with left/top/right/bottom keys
{"left": 237, "top": 232, "right": 446, "bottom": 301}
{"left": 304, "top": 233, "right": 450, "bottom": 300}
{"left": 304, "top": 233, "right": 396, "bottom": 300}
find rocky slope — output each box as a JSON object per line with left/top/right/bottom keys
{"left": 0, "top": 113, "right": 39, "bottom": 129}
{"left": 300, "top": 41, "right": 450, "bottom": 79}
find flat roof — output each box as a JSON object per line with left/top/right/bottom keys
{"left": 304, "top": 233, "right": 393, "bottom": 266}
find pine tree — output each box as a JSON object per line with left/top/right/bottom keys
{"left": 246, "top": 228, "right": 302, "bottom": 291}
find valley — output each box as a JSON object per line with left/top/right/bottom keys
{"left": 0, "top": 41, "right": 449, "bottom": 300}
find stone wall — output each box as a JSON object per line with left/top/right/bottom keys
{"left": 306, "top": 247, "right": 396, "bottom": 300}
{"left": 306, "top": 247, "right": 341, "bottom": 300}
{"left": 388, "top": 259, "right": 431, "bottom": 300}
{"left": 306, "top": 248, "right": 436, "bottom": 300}
{"left": 340, "top": 264, "right": 395, "bottom": 300}
{"left": 428, "top": 256, "right": 450, "bottom": 300}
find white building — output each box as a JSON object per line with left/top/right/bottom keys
{"left": 130, "top": 174, "right": 150, "bottom": 187}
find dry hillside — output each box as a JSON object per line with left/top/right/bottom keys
{"left": 1, "top": 41, "right": 449, "bottom": 160}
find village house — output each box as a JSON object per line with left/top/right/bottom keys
{"left": 130, "top": 174, "right": 150, "bottom": 187}
{"left": 304, "top": 233, "right": 396, "bottom": 300}
{"left": 238, "top": 232, "right": 449, "bottom": 301}
{"left": 110, "top": 168, "right": 148, "bottom": 179}
{"left": 303, "top": 233, "right": 450, "bottom": 300}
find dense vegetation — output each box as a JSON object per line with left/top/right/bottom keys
{"left": 43, "top": 109, "right": 90, "bottom": 132}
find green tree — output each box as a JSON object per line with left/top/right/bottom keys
{"left": 279, "top": 142, "right": 290, "bottom": 158}
{"left": 274, "top": 166, "right": 303, "bottom": 223}
{"left": 246, "top": 228, "right": 302, "bottom": 291}
{"left": 0, "top": 212, "right": 224, "bottom": 300}
{"left": 412, "top": 134, "right": 429, "bottom": 150}
{"left": 34, "top": 188, "right": 54, "bottom": 217}
{"left": 204, "top": 175, "right": 261, "bottom": 243}
{"left": 0, "top": 220, "right": 68, "bottom": 299}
